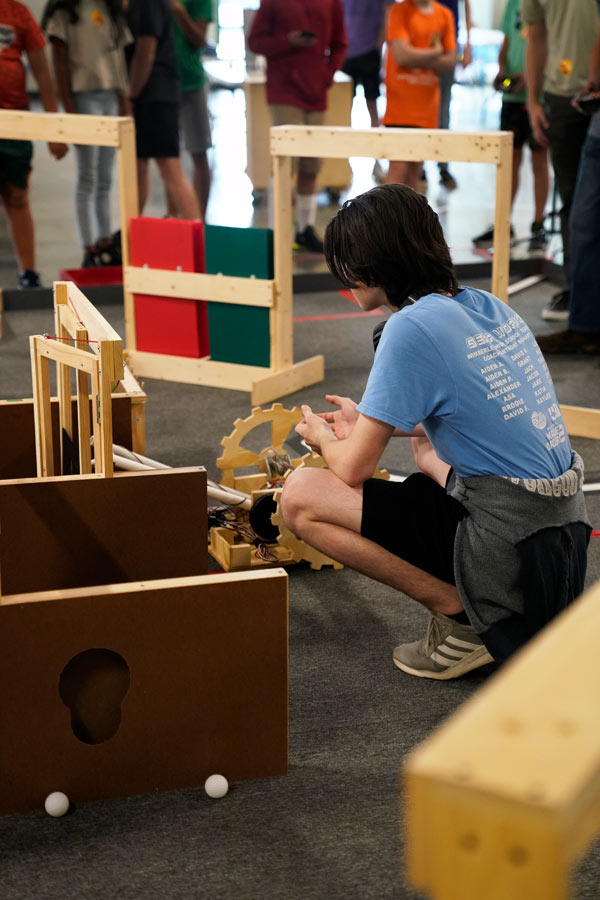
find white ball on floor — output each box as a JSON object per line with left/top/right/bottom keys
{"left": 204, "top": 774, "right": 228, "bottom": 799}
{"left": 44, "top": 791, "right": 70, "bottom": 817}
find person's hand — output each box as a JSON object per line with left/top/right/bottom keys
{"left": 118, "top": 94, "right": 132, "bottom": 116}
{"left": 296, "top": 403, "right": 336, "bottom": 454}
{"left": 461, "top": 42, "right": 472, "bottom": 68}
{"left": 288, "top": 30, "right": 317, "bottom": 49}
{"left": 429, "top": 33, "right": 443, "bottom": 55}
{"left": 492, "top": 68, "right": 506, "bottom": 91}
{"left": 528, "top": 100, "right": 550, "bottom": 147}
{"left": 48, "top": 142, "right": 68, "bottom": 159}
{"left": 510, "top": 71, "right": 526, "bottom": 93}
{"left": 316, "top": 394, "right": 359, "bottom": 440}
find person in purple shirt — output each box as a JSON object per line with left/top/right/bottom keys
{"left": 341, "top": 0, "right": 394, "bottom": 131}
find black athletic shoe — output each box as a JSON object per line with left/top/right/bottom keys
{"left": 439, "top": 168, "right": 458, "bottom": 190}
{"left": 294, "top": 225, "right": 324, "bottom": 254}
{"left": 536, "top": 329, "right": 600, "bottom": 354}
{"left": 528, "top": 220, "right": 547, "bottom": 253}
{"left": 81, "top": 249, "right": 99, "bottom": 267}
{"left": 541, "top": 289, "right": 569, "bottom": 322}
{"left": 473, "top": 224, "right": 515, "bottom": 244}
{"left": 18, "top": 269, "right": 42, "bottom": 289}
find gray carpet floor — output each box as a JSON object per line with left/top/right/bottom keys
{"left": 1, "top": 279, "right": 599, "bottom": 899}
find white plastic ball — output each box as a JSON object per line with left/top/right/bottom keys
{"left": 44, "top": 791, "right": 70, "bottom": 817}
{"left": 204, "top": 774, "right": 228, "bottom": 799}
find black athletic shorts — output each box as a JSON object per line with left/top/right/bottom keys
{"left": 500, "top": 102, "right": 541, "bottom": 151}
{"left": 133, "top": 100, "right": 180, "bottom": 159}
{"left": 360, "top": 472, "right": 465, "bottom": 584}
{"left": 342, "top": 48, "right": 382, "bottom": 100}
{"left": 0, "top": 138, "right": 33, "bottom": 190}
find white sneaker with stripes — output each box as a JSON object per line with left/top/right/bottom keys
{"left": 393, "top": 611, "right": 494, "bottom": 680}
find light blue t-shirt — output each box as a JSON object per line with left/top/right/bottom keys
{"left": 357, "top": 287, "right": 572, "bottom": 479}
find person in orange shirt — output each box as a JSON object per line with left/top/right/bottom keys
{"left": 383, "top": 0, "right": 456, "bottom": 190}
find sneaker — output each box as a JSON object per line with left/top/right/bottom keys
{"left": 473, "top": 224, "right": 514, "bottom": 245}
{"left": 535, "top": 329, "right": 600, "bottom": 355}
{"left": 293, "top": 225, "right": 324, "bottom": 254}
{"left": 393, "top": 611, "right": 494, "bottom": 680}
{"left": 81, "top": 248, "right": 99, "bottom": 268}
{"left": 372, "top": 159, "right": 386, "bottom": 184}
{"left": 528, "top": 220, "right": 547, "bottom": 253}
{"left": 541, "top": 289, "right": 569, "bottom": 321}
{"left": 18, "top": 269, "right": 42, "bottom": 289}
{"left": 96, "top": 231, "right": 122, "bottom": 266}
{"left": 439, "top": 167, "right": 458, "bottom": 190}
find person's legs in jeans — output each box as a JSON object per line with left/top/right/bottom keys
{"left": 544, "top": 93, "right": 590, "bottom": 280}
{"left": 569, "top": 133, "right": 600, "bottom": 333}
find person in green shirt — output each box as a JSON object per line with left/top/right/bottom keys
{"left": 170, "top": 0, "right": 213, "bottom": 219}
{"left": 473, "top": 0, "right": 549, "bottom": 252}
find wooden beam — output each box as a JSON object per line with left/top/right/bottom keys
{"left": 251, "top": 356, "right": 324, "bottom": 406}
{"left": 404, "top": 578, "right": 600, "bottom": 900}
{"left": 117, "top": 117, "right": 139, "bottom": 355}
{"left": 124, "top": 266, "right": 275, "bottom": 307}
{"left": 272, "top": 154, "right": 294, "bottom": 370}
{"left": 0, "top": 109, "right": 122, "bottom": 146}
{"left": 34, "top": 334, "right": 97, "bottom": 375}
{"left": 561, "top": 404, "right": 600, "bottom": 440}
{"left": 492, "top": 137, "right": 513, "bottom": 303}
{"left": 125, "top": 350, "right": 271, "bottom": 389}
{"left": 61, "top": 282, "right": 124, "bottom": 381}
{"left": 270, "top": 125, "right": 513, "bottom": 164}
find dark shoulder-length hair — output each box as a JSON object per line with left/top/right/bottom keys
{"left": 324, "top": 183, "right": 458, "bottom": 309}
{"left": 41, "top": 0, "right": 124, "bottom": 31}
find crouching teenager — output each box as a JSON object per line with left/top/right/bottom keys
{"left": 280, "top": 184, "right": 591, "bottom": 679}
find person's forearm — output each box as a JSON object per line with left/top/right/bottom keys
{"left": 526, "top": 22, "right": 546, "bottom": 106}
{"left": 432, "top": 50, "right": 456, "bottom": 73}
{"left": 391, "top": 41, "right": 441, "bottom": 68}
{"left": 172, "top": 6, "right": 207, "bottom": 49}
{"left": 319, "top": 433, "right": 374, "bottom": 488}
{"left": 51, "top": 41, "right": 74, "bottom": 112}
{"left": 28, "top": 49, "right": 59, "bottom": 112}
{"left": 128, "top": 40, "right": 156, "bottom": 98}
{"left": 588, "top": 29, "right": 600, "bottom": 88}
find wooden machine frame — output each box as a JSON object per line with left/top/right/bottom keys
{"left": 404, "top": 576, "right": 600, "bottom": 900}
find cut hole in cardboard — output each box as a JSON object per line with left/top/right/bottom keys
{"left": 59, "top": 649, "right": 130, "bottom": 745}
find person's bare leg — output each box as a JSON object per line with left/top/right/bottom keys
{"left": 531, "top": 146, "right": 549, "bottom": 223}
{"left": 297, "top": 170, "right": 317, "bottom": 196}
{"left": 192, "top": 150, "right": 211, "bottom": 220}
{"left": 155, "top": 157, "right": 200, "bottom": 219}
{"left": 280, "top": 467, "right": 463, "bottom": 615}
{"left": 511, "top": 146, "right": 522, "bottom": 207}
{"left": 386, "top": 160, "right": 421, "bottom": 190}
{"left": 2, "top": 184, "right": 35, "bottom": 270}
{"left": 366, "top": 97, "right": 379, "bottom": 129}
{"left": 137, "top": 158, "right": 150, "bottom": 214}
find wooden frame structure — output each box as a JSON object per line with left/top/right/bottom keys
{"left": 29, "top": 281, "right": 128, "bottom": 478}
{"left": 271, "top": 125, "right": 514, "bottom": 302}
{"left": 404, "top": 577, "right": 600, "bottom": 900}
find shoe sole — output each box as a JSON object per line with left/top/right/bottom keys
{"left": 393, "top": 646, "right": 494, "bottom": 680}
{"left": 541, "top": 312, "right": 570, "bottom": 322}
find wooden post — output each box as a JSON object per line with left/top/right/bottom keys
{"left": 492, "top": 133, "right": 514, "bottom": 303}
{"left": 117, "top": 117, "right": 139, "bottom": 356}
{"left": 54, "top": 282, "right": 74, "bottom": 471}
{"left": 272, "top": 154, "right": 294, "bottom": 372}
{"left": 29, "top": 336, "right": 54, "bottom": 477}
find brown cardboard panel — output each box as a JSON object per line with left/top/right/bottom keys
{"left": 0, "top": 570, "right": 288, "bottom": 813}
{"left": 0, "top": 468, "right": 207, "bottom": 595}
{"left": 0, "top": 396, "right": 139, "bottom": 480}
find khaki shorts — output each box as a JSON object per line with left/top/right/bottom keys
{"left": 270, "top": 105, "right": 325, "bottom": 175}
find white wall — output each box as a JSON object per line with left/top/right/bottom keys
{"left": 470, "top": 0, "right": 506, "bottom": 30}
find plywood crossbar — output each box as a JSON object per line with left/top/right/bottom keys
{"left": 124, "top": 265, "right": 275, "bottom": 307}
{"left": 270, "top": 125, "right": 513, "bottom": 304}
{"left": 270, "top": 125, "right": 512, "bottom": 164}
{"left": 404, "top": 578, "right": 600, "bottom": 900}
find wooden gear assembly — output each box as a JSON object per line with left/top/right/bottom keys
{"left": 210, "top": 403, "right": 388, "bottom": 572}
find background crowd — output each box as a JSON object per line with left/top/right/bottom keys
{"left": 1, "top": 0, "right": 599, "bottom": 354}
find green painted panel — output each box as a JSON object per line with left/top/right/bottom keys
{"left": 204, "top": 225, "right": 273, "bottom": 368}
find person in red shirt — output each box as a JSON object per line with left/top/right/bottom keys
{"left": 0, "top": 0, "right": 68, "bottom": 288}
{"left": 248, "top": 0, "right": 347, "bottom": 253}
{"left": 383, "top": 0, "right": 456, "bottom": 190}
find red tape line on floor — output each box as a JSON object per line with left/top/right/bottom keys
{"left": 293, "top": 290, "right": 383, "bottom": 323}
{"left": 592, "top": 530, "right": 600, "bottom": 538}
